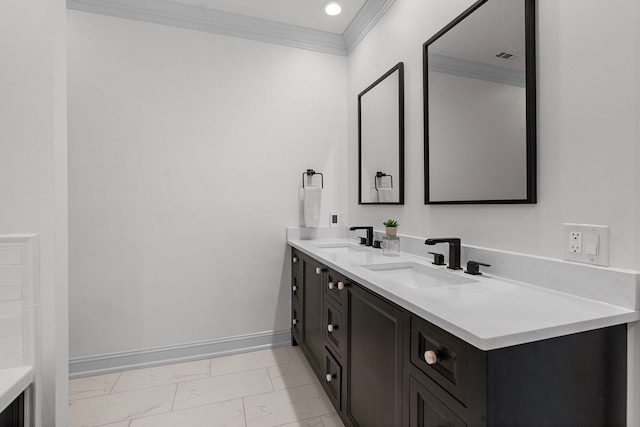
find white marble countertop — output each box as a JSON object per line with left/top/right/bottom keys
{"left": 288, "top": 237, "right": 640, "bottom": 351}
{"left": 0, "top": 365, "right": 33, "bottom": 414}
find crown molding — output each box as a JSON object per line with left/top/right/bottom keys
{"left": 67, "top": 0, "right": 396, "bottom": 56}
{"left": 344, "top": 0, "right": 395, "bottom": 54}
{"left": 428, "top": 53, "right": 525, "bottom": 88}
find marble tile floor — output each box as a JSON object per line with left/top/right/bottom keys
{"left": 69, "top": 346, "right": 346, "bottom": 427}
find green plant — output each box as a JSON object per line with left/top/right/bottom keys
{"left": 383, "top": 219, "right": 399, "bottom": 227}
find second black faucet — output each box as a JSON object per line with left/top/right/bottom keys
{"left": 425, "top": 238, "right": 461, "bottom": 270}
{"left": 350, "top": 226, "right": 374, "bottom": 246}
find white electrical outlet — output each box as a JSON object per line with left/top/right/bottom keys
{"left": 563, "top": 223, "right": 610, "bottom": 266}
{"left": 569, "top": 231, "right": 582, "bottom": 253}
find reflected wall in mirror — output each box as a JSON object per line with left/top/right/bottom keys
{"left": 424, "top": 0, "right": 536, "bottom": 204}
{"left": 359, "top": 62, "right": 404, "bottom": 204}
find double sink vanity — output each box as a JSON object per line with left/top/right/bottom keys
{"left": 287, "top": 227, "right": 639, "bottom": 427}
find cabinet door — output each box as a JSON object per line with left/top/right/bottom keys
{"left": 301, "top": 254, "right": 325, "bottom": 372}
{"left": 346, "top": 283, "right": 403, "bottom": 427}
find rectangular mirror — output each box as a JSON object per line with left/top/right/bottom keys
{"left": 424, "top": 0, "right": 536, "bottom": 204}
{"left": 358, "top": 62, "right": 404, "bottom": 205}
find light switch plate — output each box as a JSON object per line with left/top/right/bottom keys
{"left": 563, "top": 223, "right": 610, "bottom": 266}
{"left": 330, "top": 212, "right": 347, "bottom": 227}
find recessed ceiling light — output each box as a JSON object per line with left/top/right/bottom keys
{"left": 323, "top": 1, "right": 342, "bottom": 16}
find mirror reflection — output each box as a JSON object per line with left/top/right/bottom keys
{"left": 359, "top": 62, "right": 404, "bottom": 205}
{"left": 424, "top": 0, "right": 536, "bottom": 204}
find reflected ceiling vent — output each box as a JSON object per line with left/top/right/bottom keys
{"left": 494, "top": 51, "right": 518, "bottom": 60}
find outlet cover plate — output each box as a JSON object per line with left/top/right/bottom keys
{"left": 330, "top": 212, "right": 347, "bottom": 227}
{"left": 563, "top": 223, "right": 610, "bottom": 266}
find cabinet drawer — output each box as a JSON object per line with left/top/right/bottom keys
{"left": 323, "top": 348, "right": 342, "bottom": 411}
{"left": 409, "top": 375, "right": 466, "bottom": 427}
{"left": 291, "top": 303, "right": 302, "bottom": 342}
{"left": 411, "top": 316, "right": 469, "bottom": 405}
{"left": 291, "top": 248, "right": 301, "bottom": 273}
{"left": 324, "top": 299, "right": 345, "bottom": 358}
{"left": 325, "top": 270, "right": 348, "bottom": 305}
{"left": 291, "top": 272, "right": 302, "bottom": 306}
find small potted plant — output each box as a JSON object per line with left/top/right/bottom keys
{"left": 383, "top": 219, "right": 399, "bottom": 237}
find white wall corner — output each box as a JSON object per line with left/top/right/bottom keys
{"left": 344, "top": 0, "right": 396, "bottom": 54}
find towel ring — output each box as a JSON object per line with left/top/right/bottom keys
{"left": 374, "top": 172, "right": 393, "bottom": 191}
{"left": 302, "top": 169, "right": 323, "bottom": 189}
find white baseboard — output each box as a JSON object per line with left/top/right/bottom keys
{"left": 69, "top": 329, "right": 292, "bottom": 379}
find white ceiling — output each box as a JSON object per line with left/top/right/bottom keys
{"left": 430, "top": 0, "right": 525, "bottom": 72}
{"left": 168, "top": 0, "right": 368, "bottom": 34}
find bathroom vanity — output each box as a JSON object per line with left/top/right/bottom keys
{"left": 288, "top": 230, "right": 638, "bottom": 427}
{"left": 0, "top": 367, "right": 32, "bottom": 427}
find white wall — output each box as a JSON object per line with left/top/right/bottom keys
{"left": 348, "top": 0, "right": 638, "bottom": 267}
{"left": 67, "top": 11, "right": 348, "bottom": 360}
{"left": 0, "top": 1, "right": 68, "bottom": 425}
{"left": 348, "top": 0, "right": 639, "bottom": 423}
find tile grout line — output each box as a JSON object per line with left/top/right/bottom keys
{"left": 272, "top": 415, "right": 328, "bottom": 427}
{"left": 169, "top": 382, "right": 179, "bottom": 412}
{"left": 241, "top": 397, "right": 249, "bottom": 427}
{"left": 108, "top": 371, "right": 124, "bottom": 395}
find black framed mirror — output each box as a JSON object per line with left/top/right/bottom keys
{"left": 358, "top": 62, "right": 404, "bottom": 205}
{"left": 424, "top": 0, "right": 536, "bottom": 204}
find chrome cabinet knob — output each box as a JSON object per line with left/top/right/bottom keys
{"left": 292, "top": 319, "right": 298, "bottom": 325}
{"left": 424, "top": 350, "right": 440, "bottom": 365}
{"left": 328, "top": 282, "right": 334, "bottom": 290}
{"left": 292, "top": 285, "right": 297, "bottom": 292}
{"left": 327, "top": 324, "right": 336, "bottom": 332}
{"left": 326, "top": 373, "right": 336, "bottom": 382}
{"left": 292, "top": 256, "right": 298, "bottom": 263}
{"left": 316, "top": 267, "right": 322, "bottom": 274}
{"left": 338, "top": 281, "right": 345, "bottom": 290}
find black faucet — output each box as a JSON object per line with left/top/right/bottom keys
{"left": 350, "top": 226, "right": 374, "bottom": 246}
{"left": 425, "top": 238, "right": 461, "bottom": 270}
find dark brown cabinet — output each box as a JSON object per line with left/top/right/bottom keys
{"left": 290, "top": 247, "right": 628, "bottom": 427}
{"left": 406, "top": 314, "right": 627, "bottom": 427}
{"left": 0, "top": 392, "right": 24, "bottom": 427}
{"left": 345, "top": 283, "right": 403, "bottom": 427}
{"left": 409, "top": 375, "right": 466, "bottom": 427}
{"left": 291, "top": 249, "right": 324, "bottom": 373}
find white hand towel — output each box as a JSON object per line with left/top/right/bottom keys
{"left": 377, "top": 188, "right": 394, "bottom": 202}
{"left": 303, "top": 186, "right": 322, "bottom": 227}
{"left": 370, "top": 187, "right": 379, "bottom": 202}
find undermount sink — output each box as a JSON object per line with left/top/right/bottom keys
{"left": 363, "top": 262, "right": 478, "bottom": 289}
{"left": 315, "top": 243, "right": 369, "bottom": 253}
